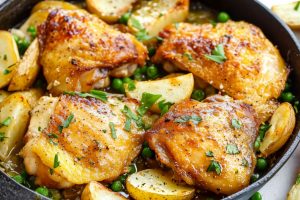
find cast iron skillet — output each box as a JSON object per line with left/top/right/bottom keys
{"left": 0, "top": 0, "right": 300, "bottom": 199}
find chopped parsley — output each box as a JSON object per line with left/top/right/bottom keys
{"left": 226, "top": 144, "right": 240, "bottom": 155}
{"left": 58, "top": 113, "right": 74, "bottom": 133}
{"left": 207, "top": 160, "right": 222, "bottom": 175}
{"left": 0, "top": 132, "right": 7, "bottom": 142}
{"left": 204, "top": 44, "right": 227, "bottom": 64}
{"left": 183, "top": 52, "right": 193, "bottom": 61}
{"left": 295, "top": 1, "right": 300, "bottom": 11}
{"left": 130, "top": 18, "right": 151, "bottom": 41}
{"left": 3, "top": 69, "right": 11, "bottom": 75}
{"left": 296, "top": 174, "right": 300, "bottom": 184}
{"left": 127, "top": 81, "right": 136, "bottom": 91}
{"left": 121, "top": 105, "right": 144, "bottom": 129}
{"left": 1, "top": 117, "right": 12, "bottom": 127}
{"left": 50, "top": 153, "right": 60, "bottom": 174}
{"left": 158, "top": 100, "right": 173, "bottom": 115}
{"left": 109, "top": 122, "right": 117, "bottom": 139}
{"left": 258, "top": 123, "right": 271, "bottom": 140}
{"left": 206, "top": 151, "right": 214, "bottom": 157}
{"left": 124, "top": 117, "right": 131, "bottom": 131}
{"left": 47, "top": 133, "right": 58, "bottom": 139}
{"left": 231, "top": 118, "right": 242, "bottom": 129}
{"left": 27, "top": 25, "right": 37, "bottom": 38}
{"left": 3, "top": 54, "right": 7, "bottom": 61}
{"left": 137, "top": 93, "right": 161, "bottom": 116}
{"left": 174, "top": 115, "right": 202, "bottom": 125}
{"left": 64, "top": 90, "right": 107, "bottom": 102}
{"left": 241, "top": 158, "right": 249, "bottom": 167}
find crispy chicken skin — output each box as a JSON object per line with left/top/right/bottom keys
{"left": 38, "top": 9, "right": 147, "bottom": 95}
{"left": 21, "top": 94, "right": 152, "bottom": 188}
{"left": 146, "top": 95, "right": 259, "bottom": 195}
{"left": 153, "top": 21, "right": 288, "bottom": 122}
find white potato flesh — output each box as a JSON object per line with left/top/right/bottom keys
{"left": 8, "top": 39, "right": 40, "bottom": 91}
{"left": 126, "top": 169, "right": 195, "bottom": 200}
{"left": 259, "top": 102, "right": 296, "bottom": 157}
{"left": 272, "top": 2, "right": 300, "bottom": 29}
{"left": 288, "top": 179, "right": 300, "bottom": 200}
{"left": 86, "top": 0, "right": 136, "bottom": 23}
{"left": 81, "top": 181, "right": 127, "bottom": 200}
{"left": 31, "top": 1, "right": 79, "bottom": 13}
{"left": 125, "top": 73, "right": 194, "bottom": 113}
{"left": 128, "top": 0, "right": 189, "bottom": 37}
{"left": 0, "top": 31, "right": 20, "bottom": 89}
{"left": 20, "top": 10, "right": 50, "bottom": 36}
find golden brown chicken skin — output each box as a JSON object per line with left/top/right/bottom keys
{"left": 153, "top": 21, "right": 288, "bottom": 122}
{"left": 38, "top": 9, "right": 147, "bottom": 95}
{"left": 146, "top": 95, "right": 259, "bottom": 195}
{"left": 21, "top": 94, "right": 154, "bottom": 188}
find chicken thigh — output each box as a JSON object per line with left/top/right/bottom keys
{"left": 153, "top": 21, "right": 288, "bottom": 122}
{"left": 38, "top": 9, "right": 147, "bottom": 95}
{"left": 146, "top": 95, "right": 259, "bottom": 195}
{"left": 21, "top": 94, "right": 153, "bottom": 188}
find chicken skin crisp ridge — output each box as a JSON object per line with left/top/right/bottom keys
{"left": 146, "top": 95, "right": 259, "bottom": 195}
{"left": 21, "top": 94, "right": 152, "bottom": 188}
{"left": 38, "top": 9, "right": 148, "bottom": 95}
{"left": 153, "top": 21, "right": 288, "bottom": 123}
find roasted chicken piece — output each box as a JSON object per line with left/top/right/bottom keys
{"left": 38, "top": 9, "right": 147, "bottom": 95}
{"left": 21, "top": 94, "right": 153, "bottom": 188}
{"left": 153, "top": 21, "right": 288, "bottom": 122}
{"left": 146, "top": 95, "right": 259, "bottom": 195}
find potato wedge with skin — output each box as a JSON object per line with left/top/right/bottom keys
{"left": 259, "top": 102, "right": 296, "bottom": 157}
{"left": 125, "top": 73, "right": 194, "bottom": 113}
{"left": 8, "top": 39, "right": 40, "bottom": 91}
{"left": 31, "top": 1, "right": 79, "bottom": 13}
{"left": 272, "top": 2, "right": 300, "bottom": 29}
{"left": 0, "top": 91, "right": 10, "bottom": 104}
{"left": 126, "top": 169, "right": 195, "bottom": 200}
{"left": 17, "top": 89, "right": 43, "bottom": 108}
{"left": 128, "top": 0, "right": 189, "bottom": 37}
{"left": 20, "top": 10, "right": 50, "bottom": 35}
{"left": 86, "top": 0, "right": 136, "bottom": 23}
{"left": 0, "top": 31, "right": 20, "bottom": 89}
{"left": 81, "top": 181, "right": 127, "bottom": 200}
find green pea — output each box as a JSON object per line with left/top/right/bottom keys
{"left": 123, "top": 77, "right": 133, "bottom": 84}
{"left": 16, "top": 38, "right": 30, "bottom": 55}
{"left": 147, "top": 65, "right": 159, "bottom": 79}
{"left": 191, "top": 89, "right": 205, "bottom": 101}
{"left": 142, "top": 147, "right": 154, "bottom": 158}
{"left": 140, "top": 66, "right": 147, "bottom": 74}
{"left": 119, "top": 12, "right": 131, "bottom": 24}
{"left": 35, "top": 187, "right": 49, "bottom": 197}
{"left": 12, "top": 175, "right": 23, "bottom": 184}
{"left": 118, "top": 174, "right": 127, "bottom": 183}
{"left": 148, "top": 47, "right": 156, "bottom": 57}
{"left": 128, "top": 164, "right": 137, "bottom": 174}
{"left": 111, "top": 180, "right": 123, "bottom": 192}
{"left": 254, "top": 138, "right": 260, "bottom": 151}
{"left": 285, "top": 81, "right": 292, "bottom": 91}
{"left": 250, "top": 192, "right": 262, "bottom": 200}
{"left": 27, "top": 25, "right": 37, "bottom": 38}
{"left": 217, "top": 12, "right": 230, "bottom": 23}
{"left": 280, "top": 92, "right": 295, "bottom": 102}
{"left": 256, "top": 158, "right": 268, "bottom": 171}
{"left": 250, "top": 174, "right": 260, "bottom": 183}
{"left": 112, "top": 78, "right": 124, "bottom": 92}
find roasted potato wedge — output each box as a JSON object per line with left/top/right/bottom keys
{"left": 86, "top": 0, "right": 136, "bottom": 23}
{"left": 288, "top": 174, "right": 300, "bottom": 200}
{"left": 0, "top": 91, "right": 10, "bottom": 103}
{"left": 20, "top": 10, "right": 49, "bottom": 35}
{"left": 272, "top": 2, "right": 300, "bottom": 29}
{"left": 0, "top": 89, "right": 42, "bottom": 160}
{"left": 31, "top": 0, "right": 79, "bottom": 13}
{"left": 126, "top": 169, "right": 195, "bottom": 200}
{"left": 0, "top": 31, "right": 20, "bottom": 89}
{"left": 8, "top": 39, "right": 40, "bottom": 91}
{"left": 125, "top": 73, "right": 194, "bottom": 113}
{"left": 128, "top": 0, "right": 189, "bottom": 37}
{"left": 81, "top": 181, "right": 127, "bottom": 200}
{"left": 259, "top": 102, "right": 296, "bottom": 157}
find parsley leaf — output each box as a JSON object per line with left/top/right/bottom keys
{"left": 183, "top": 52, "right": 193, "bottom": 60}
{"left": 158, "top": 100, "right": 173, "bottom": 115}
{"left": 3, "top": 69, "right": 11, "bottom": 75}
{"left": 204, "top": 44, "right": 227, "bottom": 64}
{"left": 50, "top": 153, "right": 60, "bottom": 174}
{"left": 58, "top": 113, "right": 74, "bottom": 133}
{"left": 226, "top": 144, "right": 240, "bottom": 155}
{"left": 109, "top": 122, "right": 117, "bottom": 139}
{"left": 206, "top": 151, "right": 214, "bottom": 157}
{"left": 47, "top": 133, "right": 58, "bottom": 139}
{"left": 295, "top": 1, "right": 300, "bottom": 11}
{"left": 174, "top": 115, "right": 202, "bottom": 125}
{"left": 296, "top": 174, "right": 300, "bottom": 184}
{"left": 124, "top": 117, "right": 131, "bottom": 131}
{"left": 137, "top": 93, "right": 161, "bottom": 116}
{"left": 258, "top": 123, "right": 271, "bottom": 140}
{"left": 241, "top": 158, "right": 249, "bottom": 167}
{"left": 207, "top": 160, "right": 222, "bottom": 175}
{"left": 0, "top": 132, "right": 7, "bottom": 142}
{"left": 1, "top": 117, "right": 12, "bottom": 127}
{"left": 64, "top": 90, "right": 107, "bottom": 102}
{"left": 121, "top": 105, "right": 144, "bottom": 129}
{"left": 231, "top": 118, "right": 242, "bottom": 129}
{"left": 131, "top": 18, "right": 144, "bottom": 30}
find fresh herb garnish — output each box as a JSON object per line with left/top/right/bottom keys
{"left": 50, "top": 153, "right": 60, "bottom": 174}
{"left": 124, "top": 117, "right": 131, "bottom": 131}
{"left": 241, "top": 158, "right": 249, "bottom": 167}
{"left": 254, "top": 123, "right": 271, "bottom": 151}
{"left": 47, "top": 133, "right": 58, "bottom": 138}
{"left": 58, "top": 113, "right": 74, "bottom": 133}
{"left": 127, "top": 81, "right": 136, "bottom": 91}
{"left": 183, "top": 52, "right": 193, "bottom": 60}
{"left": 231, "top": 118, "right": 242, "bottom": 129}
{"left": 158, "top": 100, "right": 173, "bottom": 115}
{"left": 3, "top": 54, "right": 7, "bottom": 61}
{"left": 296, "top": 174, "right": 300, "bottom": 184}
{"left": 207, "top": 160, "right": 222, "bottom": 175}
{"left": 109, "top": 122, "right": 117, "bottom": 139}
{"left": 121, "top": 105, "right": 144, "bottom": 129}
{"left": 226, "top": 144, "right": 240, "bottom": 155}
{"left": 64, "top": 90, "right": 107, "bottom": 102}
{"left": 0, "top": 132, "right": 7, "bottom": 142}
{"left": 27, "top": 25, "right": 37, "bottom": 38}
{"left": 3, "top": 69, "right": 11, "bottom": 75}
{"left": 206, "top": 151, "right": 214, "bottom": 157}
{"left": 204, "top": 44, "right": 227, "bottom": 64}
{"left": 295, "top": 1, "right": 300, "bottom": 11}
{"left": 137, "top": 93, "right": 161, "bottom": 116}
{"left": 1, "top": 117, "right": 12, "bottom": 127}
{"left": 174, "top": 115, "right": 202, "bottom": 125}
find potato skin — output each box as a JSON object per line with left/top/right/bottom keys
{"left": 259, "top": 102, "right": 296, "bottom": 157}
{"left": 272, "top": 2, "right": 300, "bottom": 30}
